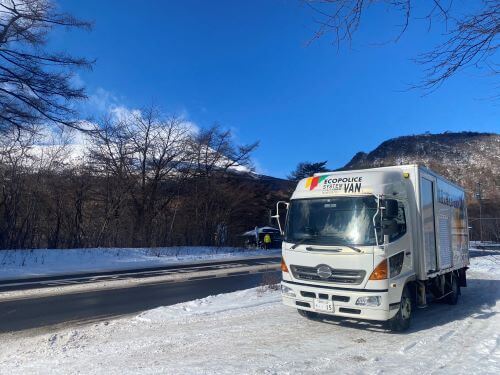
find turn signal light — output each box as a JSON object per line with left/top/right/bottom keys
{"left": 281, "top": 258, "right": 289, "bottom": 273}
{"left": 369, "top": 260, "right": 388, "bottom": 280}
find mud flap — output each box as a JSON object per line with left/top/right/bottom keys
{"left": 417, "top": 281, "right": 427, "bottom": 308}
{"left": 458, "top": 267, "right": 467, "bottom": 287}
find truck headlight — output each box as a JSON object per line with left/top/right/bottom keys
{"left": 281, "top": 285, "right": 296, "bottom": 298}
{"left": 355, "top": 296, "right": 381, "bottom": 306}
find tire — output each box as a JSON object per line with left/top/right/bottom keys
{"left": 387, "top": 286, "right": 412, "bottom": 332}
{"left": 446, "top": 273, "right": 460, "bottom": 305}
{"left": 297, "top": 309, "right": 319, "bottom": 320}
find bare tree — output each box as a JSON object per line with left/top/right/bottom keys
{"left": 0, "top": 0, "right": 91, "bottom": 134}
{"left": 86, "top": 115, "right": 136, "bottom": 246}
{"left": 306, "top": 0, "right": 499, "bottom": 92}
{"left": 86, "top": 107, "right": 195, "bottom": 247}
{"left": 0, "top": 127, "right": 36, "bottom": 248}
{"left": 184, "top": 126, "right": 258, "bottom": 245}
{"left": 0, "top": 125, "right": 73, "bottom": 248}
{"left": 125, "top": 108, "right": 193, "bottom": 246}
{"left": 187, "top": 125, "right": 258, "bottom": 178}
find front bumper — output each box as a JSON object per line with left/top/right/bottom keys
{"left": 282, "top": 280, "right": 398, "bottom": 321}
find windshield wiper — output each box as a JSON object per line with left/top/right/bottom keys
{"left": 324, "top": 243, "right": 362, "bottom": 253}
{"left": 291, "top": 237, "right": 362, "bottom": 252}
{"left": 290, "top": 236, "right": 317, "bottom": 249}
{"left": 338, "top": 244, "right": 362, "bottom": 253}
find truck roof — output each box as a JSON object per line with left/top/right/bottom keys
{"left": 291, "top": 164, "right": 465, "bottom": 200}
{"left": 313, "top": 164, "right": 465, "bottom": 192}
{"left": 313, "top": 164, "right": 420, "bottom": 177}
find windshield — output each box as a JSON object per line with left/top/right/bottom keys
{"left": 285, "top": 196, "right": 380, "bottom": 246}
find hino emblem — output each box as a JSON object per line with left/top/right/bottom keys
{"left": 317, "top": 265, "right": 332, "bottom": 279}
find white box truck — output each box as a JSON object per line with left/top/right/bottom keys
{"left": 274, "top": 165, "right": 469, "bottom": 331}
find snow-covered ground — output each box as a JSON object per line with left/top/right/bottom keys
{"left": 469, "top": 253, "right": 500, "bottom": 275}
{"left": 0, "top": 247, "right": 280, "bottom": 281}
{"left": 0, "top": 255, "right": 498, "bottom": 374}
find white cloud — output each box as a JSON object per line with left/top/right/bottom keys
{"left": 109, "top": 105, "right": 142, "bottom": 123}
{"left": 84, "top": 87, "right": 199, "bottom": 134}
{"left": 87, "top": 87, "right": 120, "bottom": 114}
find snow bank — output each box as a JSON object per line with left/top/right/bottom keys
{"left": 469, "top": 254, "right": 500, "bottom": 276}
{"left": 0, "top": 247, "right": 280, "bottom": 281}
{"left": 136, "top": 287, "right": 280, "bottom": 323}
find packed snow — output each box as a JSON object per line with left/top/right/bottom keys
{"left": 0, "top": 247, "right": 280, "bottom": 281}
{"left": 469, "top": 253, "right": 500, "bottom": 276}
{"left": 0, "top": 255, "right": 498, "bottom": 374}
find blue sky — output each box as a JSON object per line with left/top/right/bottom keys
{"left": 50, "top": 0, "right": 498, "bottom": 177}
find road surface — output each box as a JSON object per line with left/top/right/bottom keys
{"left": 0, "top": 257, "right": 280, "bottom": 333}
{"left": 0, "top": 256, "right": 280, "bottom": 292}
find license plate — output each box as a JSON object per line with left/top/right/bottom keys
{"left": 313, "top": 299, "right": 334, "bottom": 312}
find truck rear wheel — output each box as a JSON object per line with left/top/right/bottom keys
{"left": 446, "top": 274, "right": 460, "bottom": 305}
{"left": 297, "top": 309, "right": 319, "bottom": 320}
{"left": 388, "top": 286, "right": 412, "bottom": 332}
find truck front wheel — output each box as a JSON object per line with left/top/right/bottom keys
{"left": 387, "top": 286, "right": 412, "bottom": 332}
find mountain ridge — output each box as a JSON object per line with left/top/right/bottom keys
{"left": 338, "top": 131, "right": 500, "bottom": 240}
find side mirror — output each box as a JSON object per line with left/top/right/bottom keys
{"left": 384, "top": 199, "right": 399, "bottom": 219}
{"left": 272, "top": 201, "right": 289, "bottom": 236}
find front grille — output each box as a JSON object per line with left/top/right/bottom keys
{"left": 332, "top": 295, "right": 350, "bottom": 302}
{"left": 290, "top": 265, "right": 366, "bottom": 285}
{"left": 300, "top": 291, "right": 316, "bottom": 298}
{"left": 299, "top": 291, "right": 350, "bottom": 302}
{"left": 339, "top": 307, "right": 361, "bottom": 315}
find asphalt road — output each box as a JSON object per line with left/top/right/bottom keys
{"left": 0, "top": 256, "right": 280, "bottom": 292}
{"left": 0, "top": 268, "right": 281, "bottom": 333}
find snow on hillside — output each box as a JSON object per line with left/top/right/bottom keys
{"left": 0, "top": 254, "right": 498, "bottom": 374}
{"left": 0, "top": 247, "right": 280, "bottom": 281}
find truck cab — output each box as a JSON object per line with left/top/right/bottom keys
{"left": 277, "top": 165, "right": 468, "bottom": 331}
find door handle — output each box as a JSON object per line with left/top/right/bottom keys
{"left": 405, "top": 251, "right": 411, "bottom": 256}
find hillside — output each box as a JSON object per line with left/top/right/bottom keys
{"left": 340, "top": 132, "right": 500, "bottom": 240}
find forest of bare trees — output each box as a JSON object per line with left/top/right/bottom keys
{"left": 0, "top": 109, "right": 287, "bottom": 250}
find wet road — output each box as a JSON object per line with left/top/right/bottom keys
{"left": 0, "top": 257, "right": 281, "bottom": 333}
{"left": 0, "top": 256, "right": 280, "bottom": 292}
